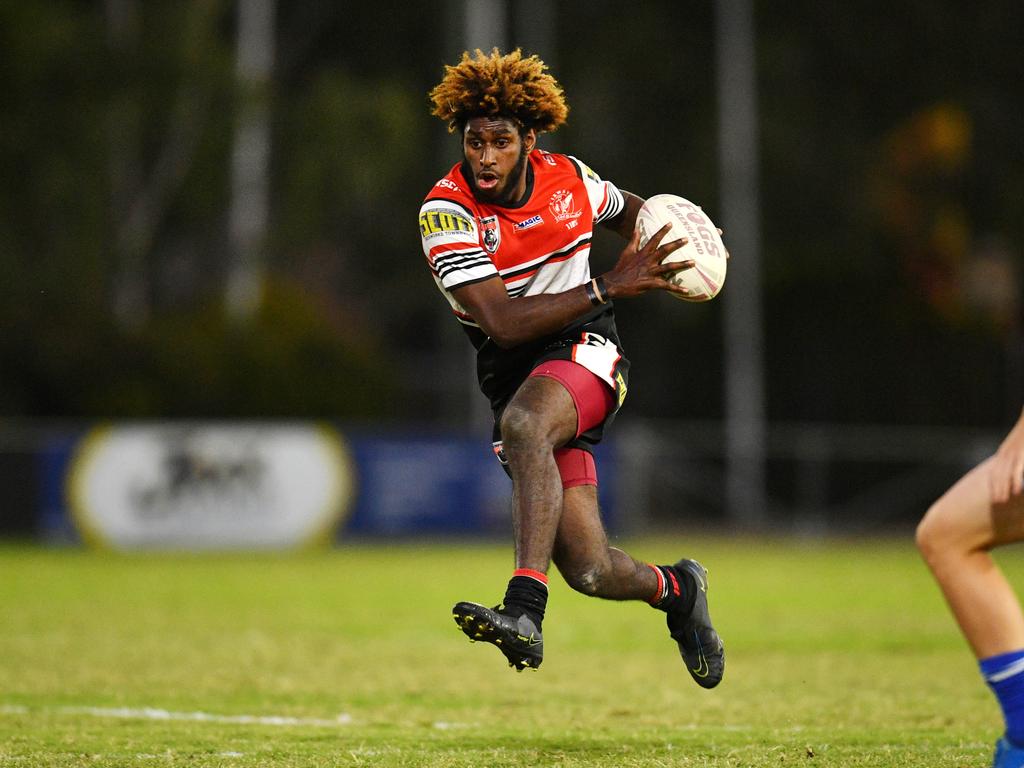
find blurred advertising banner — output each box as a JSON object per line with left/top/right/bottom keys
{"left": 58, "top": 423, "right": 354, "bottom": 550}
{"left": 36, "top": 424, "right": 617, "bottom": 548}
{"left": 36, "top": 428, "right": 614, "bottom": 548}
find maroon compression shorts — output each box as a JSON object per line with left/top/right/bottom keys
{"left": 528, "top": 359, "right": 615, "bottom": 488}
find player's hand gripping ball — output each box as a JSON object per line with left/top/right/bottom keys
{"left": 636, "top": 194, "right": 728, "bottom": 302}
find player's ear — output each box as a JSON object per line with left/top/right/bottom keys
{"left": 522, "top": 128, "right": 537, "bottom": 153}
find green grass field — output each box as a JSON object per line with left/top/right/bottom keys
{"left": 1, "top": 535, "right": 1017, "bottom": 767}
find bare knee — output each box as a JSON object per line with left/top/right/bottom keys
{"left": 915, "top": 502, "right": 945, "bottom": 564}
{"left": 500, "top": 403, "right": 548, "bottom": 458}
{"left": 916, "top": 495, "right": 970, "bottom": 567}
{"left": 562, "top": 563, "right": 608, "bottom": 597}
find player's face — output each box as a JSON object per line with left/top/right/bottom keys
{"left": 463, "top": 117, "right": 536, "bottom": 205}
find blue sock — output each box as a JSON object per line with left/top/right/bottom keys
{"left": 981, "top": 650, "right": 1024, "bottom": 747}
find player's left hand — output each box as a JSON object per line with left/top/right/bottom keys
{"left": 602, "top": 223, "right": 695, "bottom": 300}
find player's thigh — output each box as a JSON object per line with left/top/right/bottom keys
{"left": 552, "top": 484, "right": 612, "bottom": 572}
{"left": 501, "top": 374, "right": 578, "bottom": 448}
{"left": 921, "top": 457, "right": 1024, "bottom": 551}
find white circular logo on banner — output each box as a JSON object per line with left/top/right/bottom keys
{"left": 67, "top": 423, "right": 354, "bottom": 550}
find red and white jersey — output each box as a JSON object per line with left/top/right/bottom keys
{"left": 419, "top": 150, "right": 625, "bottom": 328}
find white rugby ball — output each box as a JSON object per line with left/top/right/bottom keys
{"left": 635, "top": 194, "right": 727, "bottom": 302}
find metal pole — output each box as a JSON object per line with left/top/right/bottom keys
{"left": 464, "top": 0, "right": 508, "bottom": 52}
{"left": 715, "top": 0, "right": 767, "bottom": 528}
{"left": 226, "top": 0, "right": 275, "bottom": 324}
{"left": 462, "top": 0, "right": 508, "bottom": 430}
{"left": 514, "top": 0, "right": 558, "bottom": 153}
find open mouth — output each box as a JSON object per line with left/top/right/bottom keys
{"left": 477, "top": 172, "right": 499, "bottom": 190}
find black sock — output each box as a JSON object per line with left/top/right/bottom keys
{"left": 651, "top": 564, "right": 696, "bottom": 614}
{"left": 502, "top": 574, "right": 548, "bottom": 628}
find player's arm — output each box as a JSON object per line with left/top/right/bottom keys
{"left": 601, "top": 190, "right": 646, "bottom": 239}
{"left": 452, "top": 223, "right": 692, "bottom": 349}
{"left": 598, "top": 188, "right": 704, "bottom": 285}
{"left": 990, "top": 405, "right": 1024, "bottom": 504}
{"left": 604, "top": 190, "right": 731, "bottom": 260}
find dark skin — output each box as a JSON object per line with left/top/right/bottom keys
{"left": 452, "top": 116, "right": 695, "bottom": 599}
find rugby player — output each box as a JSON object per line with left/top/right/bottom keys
{"left": 418, "top": 48, "right": 724, "bottom": 687}
{"left": 918, "top": 406, "right": 1024, "bottom": 767}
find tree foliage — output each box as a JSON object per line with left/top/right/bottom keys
{"left": 1, "top": 1, "right": 1020, "bottom": 425}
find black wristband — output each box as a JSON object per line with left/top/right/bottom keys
{"left": 585, "top": 277, "right": 608, "bottom": 306}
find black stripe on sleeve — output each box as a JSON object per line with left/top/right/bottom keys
{"left": 424, "top": 197, "right": 475, "bottom": 219}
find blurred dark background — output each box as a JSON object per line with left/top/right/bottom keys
{"left": 1, "top": 1, "right": 1021, "bottom": 537}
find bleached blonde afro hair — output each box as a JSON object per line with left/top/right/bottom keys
{"left": 429, "top": 47, "right": 569, "bottom": 133}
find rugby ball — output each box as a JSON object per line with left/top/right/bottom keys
{"left": 635, "top": 194, "right": 727, "bottom": 302}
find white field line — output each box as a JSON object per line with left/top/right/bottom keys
{"left": 0, "top": 752, "right": 246, "bottom": 762}
{"left": 3, "top": 705, "right": 737, "bottom": 732}
{"left": 1, "top": 704, "right": 739, "bottom": 733}
{"left": 1, "top": 703, "right": 352, "bottom": 728}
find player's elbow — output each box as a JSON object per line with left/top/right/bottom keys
{"left": 490, "top": 332, "right": 524, "bottom": 349}
{"left": 482, "top": 321, "right": 527, "bottom": 349}
{"left": 462, "top": 292, "right": 532, "bottom": 348}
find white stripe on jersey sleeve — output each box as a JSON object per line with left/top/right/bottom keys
{"left": 419, "top": 200, "right": 498, "bottom": 290}
{"left": 568, "top": 155, "right": 625, "bottom": 224}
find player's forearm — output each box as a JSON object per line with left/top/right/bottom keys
{"left": 474, "top": 283, "right": 607, "bottom": 349}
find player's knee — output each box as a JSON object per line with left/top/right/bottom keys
{"left": 499, "top": 403, "right": 546, "bottom": 456}
{"left": 564, "top": 564, "right": 607, "bottom": 597}
{"left": 915, "top": 499, "right": 951, "bottom": 564}
{"left": 915, "top": 512, "right": 937, "bottom": 561}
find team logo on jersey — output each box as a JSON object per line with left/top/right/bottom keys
{"left": 514, "top": 214, "right": 543, "bottom": 232}
{"left": 479, "top": 215, "right": 501, "bottom": 253}
{"left": 548, "top": 189, "right": 582, "bottom": 223}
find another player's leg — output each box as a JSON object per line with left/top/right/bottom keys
{"left": 453, "top": 374, "right": 577, "bottom": 671}
{"left": 917, "top": 457, "right": 1024, "bottom": 766}
{"left": 554, "top": 482, "right": 725, "bottom": 688}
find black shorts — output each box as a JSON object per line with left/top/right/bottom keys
{"left": 478, "top": 306, "right": 630, "bottom": 457}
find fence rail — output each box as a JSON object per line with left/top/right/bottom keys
{"left": 615, "top": 419, "right": 1003, "bottom": 536}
